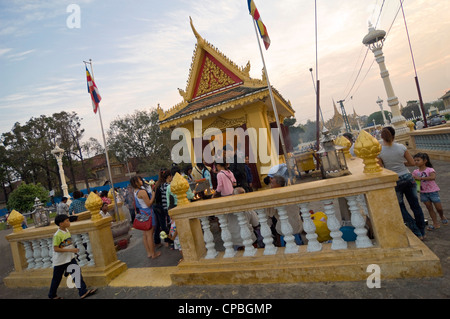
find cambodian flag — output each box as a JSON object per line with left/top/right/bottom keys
{"left": 248, "top": 0, "right": 271, "bottom": 50}
{"left": 86, "top": 67, "right": 101, "bottom": 114}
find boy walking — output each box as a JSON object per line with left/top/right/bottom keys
{"left": 48, "top": 214, "right": 97, "bottom": 299}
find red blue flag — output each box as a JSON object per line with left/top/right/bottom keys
{"left": 86, "top": 67, "right": 101, "bottom": 114}
{"left": 248, "top": 0, "right": 271, "bottom": 50}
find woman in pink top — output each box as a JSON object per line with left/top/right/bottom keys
{"left": 215, "top": 162, "right": 236, "bottom": 197}
{"left": 413, "top": 153, "right": 448, "bottom": 230}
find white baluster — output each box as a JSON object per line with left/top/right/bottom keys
{"left": 255, "top": 209, "right": 277, "bottom": 255}
{"left": 82, "top": 233, "right": 95, "bottom": 266}
{"left": 73, "top": 234, "right": 87, "bottom": 266}
{"left": 40, "top": 238, "right": 51, "bottom": 268}
{"left": 46, "top": 238, "right": 53, "bottom": 266}
{"left": 32, "top": 239, "right": 43, "bottom": 268}
{"left": 321, "top": 199, "right": 347, "bottom": 250}
{"left": 200, "top": 217, "right": 218, "bottom": 259}
{"left": 356, "top": 194, "right": 369, "bottom": 216}
{"left": 299, "top": 203, "right": 322, "bottom": 252}
{"left": 277, "top": 206, "right": 299, "bottom": 254}
{"left": 346, "top": 195, "right": 373, "bottom": 248}
{"left": 235, "top": 212, "right": 257, "bottom": 257}
{"left": 23, "top": 241, "right": 35, "bottom": 269}
{"left": 217, "top": 215, "right": 236, "bottom": 258}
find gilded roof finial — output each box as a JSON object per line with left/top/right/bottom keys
{"left": 190, "top": 16, "right": 202, "bottom": 41}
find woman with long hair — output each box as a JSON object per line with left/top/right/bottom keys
{"left": 378, "top": 127, "right": 426, "bottom": 239}
{"left": 130, "top": 176, "right": 161, "bottom": 259}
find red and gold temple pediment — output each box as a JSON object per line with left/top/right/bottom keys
{"left": 158, "top": 18, "right": 294, "bottom": 130}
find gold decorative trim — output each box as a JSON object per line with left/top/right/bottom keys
{"left": 196, "top": 56, "right": 236, "bottom": 97}
{"left": 204, "top": 116, "right": 247, "bottom": 132}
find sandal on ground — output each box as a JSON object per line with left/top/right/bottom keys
{"left": 80, "top": 288, "right": 97, "bottom": 299}
{"left": 427, "top": 225, "right": 438, "bottom": 231}
{"left": 441, "top": 219, "right": 448, "bottom": 225}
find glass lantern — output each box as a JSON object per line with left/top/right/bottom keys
{"left": 32, "top": 197, "right": 50, "bottom": 228}
{"left": 316, "top": 128, "right": 350, "bottom": 178}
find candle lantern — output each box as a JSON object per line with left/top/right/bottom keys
{"left": 317, "top": 128, "right": 350, "bottom": 178}
{"left": 32, "top": 197, "right": 50, "bottom": 228}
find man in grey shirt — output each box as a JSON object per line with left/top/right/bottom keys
{"left": 56, "top": 197, "right": 69, "bottom": 215}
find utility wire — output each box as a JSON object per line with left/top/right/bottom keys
{"left": 342, "top": 0, "right": 379, "bottom": 96}
{"left": 342, "top": 0, "right": 385, "bottom": 101}
{"left": 350, "top": 1, "right": 402, "bottom": 99}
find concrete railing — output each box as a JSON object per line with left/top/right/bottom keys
{"left": 408, "top": 126, "right": 450, "bottom": 161}
{"left": 4, "top": 194, "right": 127, "bottom": 287}
{"left": 168, "top": 131, "right": 442, "bottom": 285}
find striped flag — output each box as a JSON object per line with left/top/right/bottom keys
{"left": 248, "top": 0, "right": 271, "bottom": 50}
{"left": 86, "top": 67, "right": 101, "bottom": 114}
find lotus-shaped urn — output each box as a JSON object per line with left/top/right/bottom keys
{"left": 354, "top": 130, "right": 383, "bottom": 173}
{"left": 171, "top": 173, "right": 190, "bottom": 206}
{"left": 85, "top": 191, "right": 103, "bottom": 221}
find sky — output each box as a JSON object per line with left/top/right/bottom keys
{"left": 1, "top": 0, "right": 449, "bottom": 144}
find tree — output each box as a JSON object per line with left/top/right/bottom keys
{"left": 107, "top": 109, "right": 175, "bottom": 174}
{"left": 298, "top": 120, "right": 318, "bottom": 144}
{"left": 7, "top": 182, "right": 50, "bottom": 213}
{"left": 53, "top": 111, "right": 91, "bottom": 192}
{"left": 367, "top": 111, "right": 392, "bottom": 126}
{"left": 283, "top": 117, "right": 305, "bottom": 148}
{"left": 82, "top": 137, "right": 105, "bottom": 158}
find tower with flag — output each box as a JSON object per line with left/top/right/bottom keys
{"left": 86, "top": 66, "right": 101, "bottom": 114}
{"left": 247, "top": 0, "right": 293, "bottom": 182}
{"left": 83, "top": 60, "right": 120, "bottom": 220}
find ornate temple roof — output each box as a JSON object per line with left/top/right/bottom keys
{"left": 158, "top": 18, "right": 294, "bottom": 129}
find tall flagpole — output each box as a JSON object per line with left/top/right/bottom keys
{"left": 84, "top": 59, "right": 120, "bottom": 221}
{"left": 251, "top": 19, "right": 294, "bottom": 183}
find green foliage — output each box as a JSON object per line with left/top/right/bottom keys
{"left": 367, "top": 111, "right": 392, "bottom": 126}
{"left": 283, "top": 117, "right": 305, "bottom": 148}
{"left": 7, "top": 183, "right": 49, "bottom": 213}
{"left": 107, "top": 109, "right": 175, "bottom": 175}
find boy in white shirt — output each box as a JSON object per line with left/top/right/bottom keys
{"left": 48, "top": 214, "right": 97, "bottom": 299}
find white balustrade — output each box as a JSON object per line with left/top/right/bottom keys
{"left": 82, "top": 233, "right": 95, "bottom": 266}
{"left": 356, "top": 194, "right": 369, "bottom": 216}
{"left": 299, "top": 203, "right": 322, "bottom": 252}
{"left": 321, "top": 199, "right": 348, "bottom": 250}
{"left": 73, "top": 234, "right": 88, "bottom": 266}
{"left": 40, "top": 238, "right": 52, "bottom": 268}
{"left": 200, "top": 217, "right": 218, "bottom": 259}
{"left": 20, "top": 233, "right": 97, "bottom": 270}
{"left": 24, "top": 241, "right": 35, "bottom": 269}
{"left": 277, "top": 206, "right": 299, "bottom": 254}
{"left": 255, "top": 209, "right": 277, "bottom": 255}
{"left": 346, "top": 195, "right": 373, "bottom": 248}
{"left": 217, "top": 215, "right": 236, "bottom": 258}
{"left": 196, "top": 195, "right": 377, "bottom": 260}
{"left": 32, "top": 239, "right": 43, "bottom": 268}
{"left": 235, "top": 212, "right": 257, "bottom": 257}
{"left": 46, "top": 238, "right": 53, "bottom": 267}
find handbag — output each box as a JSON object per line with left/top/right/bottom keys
{"left": 133, "top": 213, "right": 152, "bottom": 231}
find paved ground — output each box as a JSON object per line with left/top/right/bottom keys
{"left": 0, "top": 160, "right": 449, "bottom": 300}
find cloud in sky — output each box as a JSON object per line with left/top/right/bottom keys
{"left": 0, "top": 0, "right": 449, "bottom": 144}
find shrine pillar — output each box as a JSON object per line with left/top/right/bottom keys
{"left": 244, "top": 102, "right": 280, "bottom": 182}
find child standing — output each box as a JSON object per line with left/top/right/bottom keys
{"left": 48, "top": 214, "right": 97, "bottom": 299}
{"left": 413, "top": 153, "right": 448, "bottom": 230}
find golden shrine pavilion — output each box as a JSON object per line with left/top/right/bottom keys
{"left": 157, "top": 19, "right": 295, "bottom": 187}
